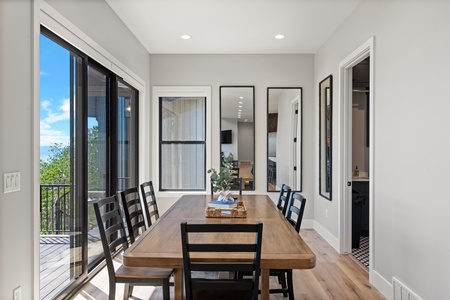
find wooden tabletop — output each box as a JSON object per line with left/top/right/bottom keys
{"left": 123, "top": 194, "right": 316, "bottom": 299}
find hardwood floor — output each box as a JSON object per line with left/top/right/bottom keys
{"left": 70, "top": 229, "right": 386, "bottom": 300}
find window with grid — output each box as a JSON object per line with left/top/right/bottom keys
{"left": 159, "top": 97, "right": 206, "bottom": 191}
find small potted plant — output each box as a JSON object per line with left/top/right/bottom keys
{"left": 207, "top": 153, "right": 235, "bottom": 202}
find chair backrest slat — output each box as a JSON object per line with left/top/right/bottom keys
{"left": 140, "top": 181, "right": 160, "bottom": 227}
{"left": 286, "top": 192, "right": 307, "bottom": 233}
{"left": 181, "top": 222, "right": 263, "bottom": 300}
{"left": 119, "top": 187, "right": 147, "bottom": 244}
{"left": 277, "top": 184, "right": 292, "bottom": 216}
{"left": 93, "top": 195, "right": 129, "bottom": 281}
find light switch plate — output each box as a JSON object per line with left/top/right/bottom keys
{"left": 4, "top": 172, "right": 20, "bottom": 193}
{"left": 13, "top": 286, "right": 21, "bottom": 300}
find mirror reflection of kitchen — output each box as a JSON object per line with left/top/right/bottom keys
{"left": 267, "top": 87, "right": 302, "bottom": 192}
{"left": 220, "top": 86, "right": 255, "bottom": 190}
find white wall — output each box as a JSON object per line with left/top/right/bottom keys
{"left": 0, "top": 0, "right": 34, "bottom": 298}
{"left": 0, "top": 0, "right": 150, "bottom": 298}
{"left": 315, "top": 0, "right": 450, "bottom": 299}
{"left": 150, "top": 54, "right": 315, "bottom": 219}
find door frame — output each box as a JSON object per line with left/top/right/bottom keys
{"left": 338, "top": 37, "right": 374, "bottom": 279}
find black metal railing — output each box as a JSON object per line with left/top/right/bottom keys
{"left": 40, "top": 184, "right": 72, "bottom": 234}
{"left": 39, "top": 183, "right": 131, "bottom": 235}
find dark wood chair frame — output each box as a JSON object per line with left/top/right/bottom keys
{"left": 271, "top": 192, "right": 307, "bottom": 299}
{"left": 181, "top": 222, "right": 263, "bottom": 300}
{"left": 93, "top": 195, "right": 172, "bottom": 300}
{"left": 118, "top": 186, "right": 147, "bottom": 244}
{"left": 140, "top": 181, "right": 160, "bottom": 227}
{"left": 277, "top": 183, "right": 292, "bottom": 216}
{"left": 238, "top": 191, "right": 306, "bottom": 299}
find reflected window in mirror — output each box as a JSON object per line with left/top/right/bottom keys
{"left": 319, "top": 75, "right": 332, "bottom": 200}
{"left": 220, "top": 86, "right": 255, "bottom": 191}
{"left": 267, "top": 87, "right": 302, "bottom": 192}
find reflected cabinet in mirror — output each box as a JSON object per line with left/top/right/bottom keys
{"left": 220, "top": 86, "right": 255, "bottom": 190}
{"left": 267, "top": 87, "right": 302, "bottom": 192}
{"left": 319, "top": 75, "right": 332, "bottom": 200}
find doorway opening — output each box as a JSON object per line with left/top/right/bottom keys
{"left": 338, "top": 37, "right": 374, "bottom": 279}
{"left": 350, "top": 58, "right": 370, "bottom": 268}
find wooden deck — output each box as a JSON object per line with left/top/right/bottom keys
{"left": 40, "top": 235, "right": 102, "bottom": 300}
{"left": 40, "top": 235, "right": 72, "bottom": 299}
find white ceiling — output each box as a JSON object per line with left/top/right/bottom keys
{"left": 105, "top": 0, "right": 361, "bottom": 54}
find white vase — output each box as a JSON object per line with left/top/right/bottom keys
{"left": 217, "top": 189, "right": 234, "bottom": 202}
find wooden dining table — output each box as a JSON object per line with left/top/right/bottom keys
{"left": 123, "top": 194, "right": 316, "bottom": 300}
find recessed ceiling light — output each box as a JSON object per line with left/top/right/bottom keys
{"left": 238, "top": 105, "right": 242, "bottom": 108}
{"left": 238, "top": 101, "right": 243, "bottom": 104}
{"left": 181, "top": 34, "right": 191, "bottom": 40}
{"left": 239, "top": 96, "right": 244, "bottom": 99}
{"left": 275, "top": 34, "right": 286, "bottom": 39}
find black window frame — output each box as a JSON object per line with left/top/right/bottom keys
{"left": 158, "top": 96, "right": 207, "bottom": 191}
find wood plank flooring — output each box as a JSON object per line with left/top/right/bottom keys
{"left": 70, "top": 229, "right": 386, "bottom": 300}
{"left": 40, "top": 236, "right": 71, "bottom": 300}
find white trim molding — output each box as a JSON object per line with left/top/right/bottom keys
{"left": 39, "top": 0, "right": 145, "bottom": 92}
{"left": 152, "top": 86, "right": 212, "bottom": 199}
{"left": 313, "top": 220, "right": 340, "bottom": 252}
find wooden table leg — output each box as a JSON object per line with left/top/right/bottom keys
{"left": 174, "top": 268, "right": 183, "bottom": 300}
{"left": 261, "top": 268, "right": 270, "bottom": 300}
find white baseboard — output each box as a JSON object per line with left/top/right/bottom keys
{"left": 311, "top": 222, "right": 392, "bottom": 300}
{"left": 372, "top": 270, "right": 393, "bottom": 300}
{"left": 312, "top": 221, "right": 340, "bottom": 252}
{"left": 301, "top": 219, "right": 314, "bottom": 229}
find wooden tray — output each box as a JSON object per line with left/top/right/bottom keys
{"left": 205, "top": 201, "right": 247, "bottom": 218}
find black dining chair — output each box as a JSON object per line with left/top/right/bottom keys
{"left": 140, "top": 181, "right": 160, "bottom": 227}
{"left": 277, "top": 184, "right": 292, "bottom": 216}
{"left": 286, "top": 192, "right": 307, "bottom": 233}
{"left": 238, "top": 192, "right": 306, "bottom": 299}
{"left": 118, "top": 186, "right": 147, "bottom": 244}
{"left": 93, "top": 195, "right": 173, "bottom": 300}
{"left": 229, "top": 177, "right": 243, "bottom": 195}
{"left": 271, "top": 192, "right": 307, "bottom": 299}
{"left": 181, "top": 222, "right": 263, "bottom": 300}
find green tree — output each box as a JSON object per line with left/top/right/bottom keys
{"left": 40, "top": 143, "right": 71, "bottom": 184}
{"left": 40, "top": 126, "right": 100, "bottom": 233}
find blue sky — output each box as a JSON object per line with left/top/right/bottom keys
{"left": 40, "top": 34, "right": 71, "bottom": 160}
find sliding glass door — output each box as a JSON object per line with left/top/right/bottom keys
{"left": 86, "top": 64, "right": 109, "bottom": 266}
{"left": 40, "top": 27, "right": 139, "bottom": 299}
{"left": 39, "top": 32, "right": 84, "bottom": 299}
{"left": 117, "top": 80, "right": 139, "bottom": 191}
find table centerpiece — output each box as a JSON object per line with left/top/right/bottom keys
{"left": 207, "top": 153, "right": 236, "bottom": 202}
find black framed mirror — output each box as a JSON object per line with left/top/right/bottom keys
{"left": 219, "top": 86, "right": 255, "bottom": 190}
{"left": 319, "top": 75, "right": 332, "bottom": 200}
{"left": 267, "top": 87, "right": 302, "bottom": 192}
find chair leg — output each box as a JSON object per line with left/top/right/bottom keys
{"left": 109, "top": 281, "right": 116, "bottom": 300}
{"left": 280, "top": 272, "right": 288, "bottom": 297}
{"left": 123, "top": 284, "right": 133, "bottom": 300}
{"left": 162, "top": 278, "right": 170, "bottom": 300}
{"left": 287, "top": 270, "right": 294, "bottom": 300}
